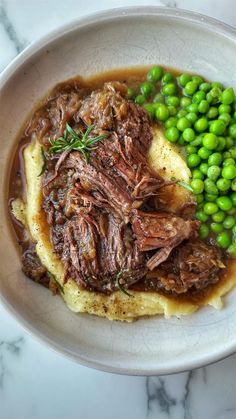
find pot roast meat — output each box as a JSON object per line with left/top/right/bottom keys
{"left": 22, "top": 248, "right": 49, "bottom": 287}
{"left": 136, "top": 239, "right": 224, "bottom": 294}
{"left": 36, "top": 81, "right": 225, "bottom": 295}
{"left": 62, "top": 210, "right": 147, "bottom": 292}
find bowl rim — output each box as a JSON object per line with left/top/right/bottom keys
{"left": 1, "top": 5, "right": 236, "bottom": 375}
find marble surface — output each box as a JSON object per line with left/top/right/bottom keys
{"left": 1, "top": 1, "right": 236, "bottom": 418}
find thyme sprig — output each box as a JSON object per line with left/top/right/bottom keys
{"left": 49, "top": 123, "right": 107, "bottom": 163}
{"left": 47, "top": 271, "right": 65, "bottom": 294}
{"left": 116, "top": 270, "right": 134, "bottom": 298}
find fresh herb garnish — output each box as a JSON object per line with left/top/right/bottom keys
{"left": 177, "top": 180, "right": 193, "bottom": 193}
{"left": 47, "top": 271, "right": 65, "bottom": 294}
{"left": 116, "top": 270, "right": 134, "bottom": 297}
{"left": 49, "top": 123, "right": 108, "bottom": 163}
{"left": 38, "top": 147, "right": 46, "bottom": 177}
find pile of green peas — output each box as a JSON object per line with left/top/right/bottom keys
{"left": 128, "top": 66, "right": 236, "bottom": 257}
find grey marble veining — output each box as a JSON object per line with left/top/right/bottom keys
{"left": 0, "top": 0, "right": 26, "bottom": 54}
{"left": 1, "top": 1, "right": 236, "bottom": 419}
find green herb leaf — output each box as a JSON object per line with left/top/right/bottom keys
{"left": 38, "top": 147, "right": 46, "bottom": 177}
{"left": 116, "top": 270, "right": 134, "bottom": 298}
{"left": 49, "top": 123, "right": 108, "bottom": 162}
{"left": 47, "top": 271, "right": 65, "bottom": 294}
{"left": 177, "top": 180, "right": 193, "bottom": 193}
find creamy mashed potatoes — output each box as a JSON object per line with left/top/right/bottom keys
{"left": 12, "top": 128, "right": 236, "bottom": 322}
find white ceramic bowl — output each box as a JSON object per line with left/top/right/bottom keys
{"left": 1, "top": 7, "right": 236, "bottom": 375}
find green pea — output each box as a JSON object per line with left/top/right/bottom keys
{"left": 187, "top": 154, "right": 201, "bottom": 168}
{"left": 227, "top": 243, "right": 236, "bottom": 257}
{"left": 135, "top": 95, "right": 145, "bottom": 106}
{"left": 204, "top": 202, "right": 218, "bottom": 215}
{"left": 205, "top": 193, "right": 218, "bottom": 202}
{"left": 198, "top": 147, "right": 211, "bottom": 159}
{"left": 200, "top": 163, "right": 209, "bottom": 175}
{"left": 178, "top": 73, "right": 191, "bottom": 87}
{"left": 229, "top": 124, "right": 236, "bottom": 138}
{"left": 202, "top": 133, "right": 218, "bottom": 150}
{"left": 166, "top": 96, "right": 180, "bottom": 107}
{"left": 216, "top": 196, "right": 233, "bottom": 211}
{"left": 206, "top": 107, "right": 219, "bottom": 119}
{"left": 196, "top": 210, "right": 209, "bottom": 222}
{"left": 216, "top": 178, "right": 231, "bottom": 192}
{"left": 162, "top": 72, "right": 174, "bottom": 84}
{"left": 187, "top": 103, "right": 199, "bottom": 113}
{"left": 186, "top": 145, "right": 197, "bottom": 154}
{"left": 192, "top": 75, "right": 204, "bottom": 85}
{"left": 223, "top": 215, "right": 235, "bottom": 229}
{"left": 231, "top": 179, "right": 236, "bottom": 191}
{"left": 164, "top": 117, "right": 178, "bottom": 128}
{"left": 219, "top": 104, "right": 231, "bottom": 114}
{"left": 140, "top": 81, "right": 154, "bottom": 97}
{"left": 199, "top": 224, "right": 209, "bottom": 239}
{"left": 177, "top": 109, "right": 188, "bottom": 118}
{"left": 199, "top": 82, "right": 211, "bottom": 92}
{"left": 216, "top": 137, "right": 226, "bottom": 151}
{"left": 191, "top": 136, "right": 203, "bottom": 147}
{"left": 180, "top": 97, "right": 192, "bottom": 108}
{"left": 222, "top": 165, "right": 236, "bottom": 180}
{"left": 153, "top": 93, "right": 164, "bottom": 103}
{"left": 194, "top": 117, "right": 208, "bottom": 133}
{"left": 168, "top": 105, "right": 177, "bottom": 116}
{"left": 210, "top": 222, "right": 223, "bottom": 234}
{"left": 216, "top": 231, "right": 231, "bottom": 248}
{"left": 127, "top": 87, "right": 135, "bottom": 99}
{"left": 192, "top": 91, "right": 206, "bottom": 104}
{"left": 225, "top": 137, "right": 234, "bottom": 149}
{"left": 162, "top": 83, "right": 177, "bottom": 96}
{"left": 198, "top": 100, "right": 209, "bottom": 114}
{"left": 219, "top": 113, "right": 231, "bottom": 126}
{"left": 208, "top": 152, "right": 222, "bottom": 166}
{"left": 183, "top": 128, "right": 195, "bottom": 142}
{"left": 223, "top": 151, "right": 231, "bottom": 159}
{"left": 192, "top": 169, "right": 204, "bottom": 180}
{"left": 191, "top": 179, "right": 204, "bottom": 194}
{"left": 207, "top": 165, "right": 221, "bottom": 181}
{"left": 209, "top": 119, "right": 225, "bottom": 135}
{"left": 186, "top": 112, "right": 198, "bottom": 124}
{"left": 155, "top": 104, "right": 169, "bottom": 121}
{"left": 165, "top": 127, "right": 180, "bottom": 143}
{"left": 207, "top": 87, "right": 222, "bottom": 104}
{"left": 177, "top": 117, "right": 191, "bottom": 132}
{"left": 184, "top": 81, "right": 198, "bottom": 96}
{"left": 231, "top": 192, "right": 236, "bottom": 205}
{"left": 196, "top": 194, "right": 204, "bottom": 204}
{"left": 220, "top": 87, "right": 235, "bottom": 105}
{"left": 223, "top": 157, "right": 235, "bottom": 166}
{"left": 143, "top": 103, "right": 155, "bottom": 119}
{"left": 212, "top": 211, "right": 225, "bottom": 223}
{"left": 204, "top": 179, "right": 218, "bottom": 195}
{"left": 147, "top": 66, "right": 163, "bottom": 82}
{"left": 229, "top": 147, "right": 236, "bottom": 158}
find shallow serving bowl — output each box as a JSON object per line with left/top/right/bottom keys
{"left": 1, "top": 6, "right": 236, "bottom": 375}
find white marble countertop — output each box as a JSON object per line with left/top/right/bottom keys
{"left": 1, "top": 1, "right": 236, "bottom": 418}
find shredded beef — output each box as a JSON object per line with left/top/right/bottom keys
{"left": 22, "top": 248, "right": 49, "bottom": 287}
{"left": 33, "top": 81, "right": 225, "bottom": 295}
{"left": 136, "top": 240, "right": 224, "bottom": 294}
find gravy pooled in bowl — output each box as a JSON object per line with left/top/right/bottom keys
{"left": 9, "top": 66, "right": 236, "bottom": 321}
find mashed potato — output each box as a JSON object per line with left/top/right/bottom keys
{"left": 12, "top": 128, "right": 236, "bottom": 321}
